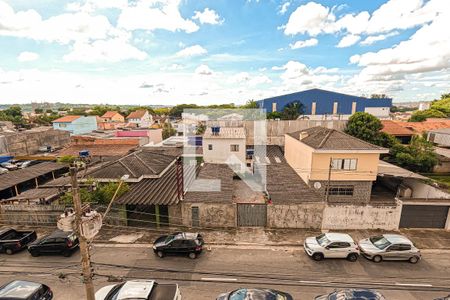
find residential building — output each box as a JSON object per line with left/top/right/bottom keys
{"left": 126, "top": 110, "right": 152, "bottom": 128}
{"left": 394, "top": 119, "right": 450, "bottom": 135}
{"left": 428, "top": 128, "right": 450, "bottom": 147}
{"left": 285, "top": 126, "right": 388, "bottom": 204}
{"left": 256, "top": 88, "right": 392, "bottom": 120}
{"left": 202, "top": 127, "right": 246, "bottom": 169}
{"left": 381, "top": 120, "right": 415, "bottom": 144}
{"left": 101, "top": 111, "right": 125, "bottom": 123}
{"left": 52, "top": 115, "right": 97, "bottom": 135}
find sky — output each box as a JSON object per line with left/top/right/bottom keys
{"left": 0, "top": 0, "right": 449, "bottom": 106}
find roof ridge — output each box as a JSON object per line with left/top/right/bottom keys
{"left": 337, "top": 129, "right": 387, "bottom": 150}
{"left": 317, "top": 128, "right": 333, "bottom": 148}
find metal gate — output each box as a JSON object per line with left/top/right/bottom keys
{"left": 400, "top": 205, "right": 449, "bottom": 228}
{"left": 191, "top": 206, "right": 200, "bottom": 227}
{"left": 237, "top": 204, "right": 267, "bottom": 227}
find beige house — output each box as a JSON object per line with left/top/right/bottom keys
{"left": 126, "top": 110, "right": 152, "bottom": 128}
{"left": 101, "top": 111, "right": 125, "bottom": 123}
{"left": 285, "top": 127, "right": 388, "bottom": 204}
{"left": 202, "top": 127, "right": 246, "bottom": 170}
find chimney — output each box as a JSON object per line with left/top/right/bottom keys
{"left": 299, "top": 131, "right": 308, "bottom": 140}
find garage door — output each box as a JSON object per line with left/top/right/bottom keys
{"left": 400, "top": 205, "right": 449, "bottom": 228}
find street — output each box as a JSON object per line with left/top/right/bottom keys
{"left": 0, "top": 244, "right": 449, "bottom": 300}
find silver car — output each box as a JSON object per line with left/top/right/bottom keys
{"left": 358, "top": 234, "right": 421, "bottom": 263}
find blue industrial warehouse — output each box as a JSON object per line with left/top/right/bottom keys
{"left": 256, "top": 88, "right": 392, "bottom": 119}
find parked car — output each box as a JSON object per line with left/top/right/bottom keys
{"left": 434, "top": 295, "right": 450, "bottom": 300}
{"left": 304, "top": 233, "right": 360, "bottom": 261}
{"left": 358, "top": 234, "right": 421, "bottom": 263}
{"left": 217, "top": 288, "right": 293, "bottom": 300}
{"left": 315, "top": 289, "right": 386, "bottom": 300}
{"left": 0, "top": 280, "right": 52, "bottom": 300}
{"left": 0, "top": 161, "right": 18, "bottom": 171}
{"left": 28, "top": 230, "right": 79, "bottom": 257}
{"left": 18, "top": 160, "right": 40, "bottom": 169}
{"left": 95, "top": 280, "right": 181, "bottom": 300}
{"left": 0, "top": 228, "right": 37, "bottom": 255}
{"left": 0, "top": 167, "right": 8, "bottom": 175}
{"left": 153, "top": 232, "right": 204, "bottom": 259}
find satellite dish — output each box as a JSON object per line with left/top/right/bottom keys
{"left": 313, "top": 182, "right": 322, "bottom": 189}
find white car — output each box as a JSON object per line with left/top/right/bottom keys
{"left": 0, "top": 167, "right": 8, "bottom": 175}
{"left": 304, "top": 233, "right": 360, "bottom": 261}
{"left": 95, "top": 280, "right": 181, "bottom": 300}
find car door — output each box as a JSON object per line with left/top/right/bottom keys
{"left": 54, "top": 237, "right": 67, "bottom": 254}
{"left": 384, "top": 244, "right": 402, "bottom": 260}
{"left": 325, "top": 242, "right": 346, "bottom": 258}
{"left": 170, "top": 240, "right": 183, "bottom": 255}
{"left": 397, "top": 244, "right": 412, "bottom": 260}
{"left": 38, "top": 238, "right": 55, "bottom": 254}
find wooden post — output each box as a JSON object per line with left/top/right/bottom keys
{"left": 14, "top": 185, "right": 19, "bottom": 196}
{"left": 51, "top": 171, "right": 55, "bottom": 180}
{"left": 70, "top": 167, "right": 95, "bottom": 300}
{"left": 35, "top": 177, "right": 39, "bottom": 188}
{"left": 155, "top": 204, "right": 160, "bottom": 229}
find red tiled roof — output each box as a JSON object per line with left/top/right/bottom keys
{"left": 394, "top": 119, "right": 450, "bottom": 134}
{"left": 381, "top": 120, "right": 415, "bottom": 136}
{"left": 126, "top": 110, "right": 147, "bottom": 119}
{"left": 102, "top": 111, "right": 120, "bottom": 118}
{"left": 52, "top": 115, "right": 81, "bottom": 123}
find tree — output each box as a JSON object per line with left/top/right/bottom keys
{"left": 169, "top": 104, "right": 199, "bottom": 118}
{"left": 281, "top": 101, "right": 304, "bottom": 120}
{"left": 195, "top": 122, "right": 206, "bottom": 135}
{"left": 389, "top": 136, "right": 438, "bottom": 172}
{"left": 345, "top": 112, "right": 383, "bottom": 144}
{"left": 60, "top": 182, "right": 129, "bottom": 205}
{"left": 154, "top": 107, "right": 170, "bottom": 116}
{"left": 440, "top": 93, "right": 450, "bottom": 100}
{"left": 266, "top": 111, "right": 282, "bottom": 119}
{"left": 370, "top": 94, "right": 388, "bottom": 99}
{"left": 0, "top": 105, "right": 25, "bottom": 126}
{"left": 241, "top": 100, "right": 258, "bottom": 109}
{"left": 409, "top": 109, "right": 447, "bottom": 122}
{"left": 34, "top": 108, "right": 44, "bottom": 114}
{"left": 162, "top": 122, "right": 176, "bottom": 139}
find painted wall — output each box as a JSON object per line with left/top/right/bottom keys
{"left": 285, "top": 134, "right": 313, "bottom": 183}
{"left": 106, "top": 113, "right": 125, "bottom": 122}
{"left": 203, "top": 137, "right": 246, "bottom": 166}
{"left": 127, "top": 111, "right": 152, "bottom": 128}
{"left": 53, "top": 116, "right": 97, "bottom": 135}
{"left": 256, "top": 89, "right": 392, "bottom": 115}
{"left": 322, "top": 202, "right": 402, "bottom": 230}
{"left": 180, "top": 203, "right": 236, "bottom": 228}
{"left": 402, "top": 178, "right": 450, "bottom": 199}
{"left": 267, "top": 203, "right": 324, "bottom": 229}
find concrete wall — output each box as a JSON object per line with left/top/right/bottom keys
{"left": 322, "top": 201, "right": 402, "bottom": 230}
{"left": 180, "top": 202, "right": 236, "bottom": 228}
{"left": 203, "top": 137, "right": 246, "bottom": 166}
{"left": 0, "top": 128, "right": 70, "bottom": 156}
{"left": 285, "top": 134, "right": 313, "bottom": 183}
{"left": 309, "top": 180, "right": 372, "bottom": 204}
{"left": 0, "top": 204, "right": 66, "bottom": 225}
{"left": 403, "top": 178, "right": 450, "bottom": 199}
{"left": 168, "top": 204, "right": 182, "bottom": 226}
{"left": 267, "top": 202, "right": 324, "bottom": 229}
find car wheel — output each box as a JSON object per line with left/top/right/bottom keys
{"left": 189, "top": 252, "right": 197, "bottom": 259}
{"left": 157, "top": 251, "right": 164, "bottom": 258}
{"left": 347, "top": 253, "right": 358, "bottom": 262}
{"left": 312, "top": 253, "right": 324, "bottom": 261}
{"left": 409, "top": 256, "right": 419, "bottom": 264}
{"left": 63, "top": 250, "right": 72, "bottom": 257}
{"left": 30, "top": 250, "right": 40, "bottom": 257}
{"left": 373, "top": 255, "right": 382, "bottom": 263}
{"left": 5, "top": 248, "right": 13, "bottom": 255}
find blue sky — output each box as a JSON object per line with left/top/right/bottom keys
{"left": 0, "top": 0, "right": 449, "bottom": 105}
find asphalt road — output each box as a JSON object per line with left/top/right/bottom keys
{"left": 0, "top": 244, "right": 449, "bottom": 300}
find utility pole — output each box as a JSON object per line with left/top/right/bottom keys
{"left": 325, "top": 157, "right": 332, "bottom": 202}
{"left": 70, "top": 166, "right": 96, "bottom": 300}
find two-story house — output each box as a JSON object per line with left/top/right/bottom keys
{"left": 126, "top": 110, "right": 152, "bottom": 128}
{"left": 52, "top": 115, "right": 98, "bottom": 135}
{"left": 101, "top": 111, "right": 125, "bottom": 123}
{"left": 285, "top": 126, "right": 388, "bottom": 204}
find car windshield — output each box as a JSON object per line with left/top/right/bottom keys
{"left": 229, "top": 289, "right": 286, "bottom": 300}
{"left": 370, "top": 236, "right": 391, "bottom": 249}
{"left": 165, "top": 235, "right": 176, "bottom": 244}
{"left": 107, "top": 282, "right": 125, "bottom": 300}
{"left": 316, "top": 234, "right": 330, "bottom": 247}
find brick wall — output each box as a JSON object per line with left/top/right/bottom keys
{"left": 308, "top": 180, "right": 372, "bottom": 204}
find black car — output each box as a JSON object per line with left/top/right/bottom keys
{"left": 28, "top": 230, "right": 79, "bottom": 257}
{"left": 217, "top": 288, "right": 293, "bottom": 300}
{"left": 0, "top": 280, "right": 52, "bottom": 300}
{"left": 315, "top": 289, "right": 386, "bottom": 300}
{"left": 0, "top": 228, "right": 37, "bottom": 255}
{"left": 153, "top": 232, "right": 204, "bottom": 259}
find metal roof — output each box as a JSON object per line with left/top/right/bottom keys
{"left": 3, "top": 187, "right": 62, "bottom": 201}
{"left": 0, "top": 162, "right": 68, "bottom": 191}
{"left": 377, "top": 160, "right": 427, "bottom": 180}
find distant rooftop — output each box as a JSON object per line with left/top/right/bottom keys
{"left": 52, "top": 115, "right": 81, "bottom": 123}
{"left": 126, "top": 110, "right": 147, "bottom": 119}
{"left": 101, "top": 111, "right": 122, "bottom": 118}
{"left": 203, "top": 127, "right": 246, "bottom": 139}
{"left": 288, "top": 126, "right": 387, "bottom": 152}
{"left": 381, "top": 120, "right": 415, "bottom": 136}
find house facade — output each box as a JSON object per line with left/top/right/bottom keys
{"left": 126, "top": 110, "right": 152, "bottom": 128}
{"left": 101, "top": 111, "right": 125, "bottom": 123}
{"left": 256, "top": 88, "right": 392, "bottom": 119}
{"left": 285, "top": 127, "right": 388, "bottom": 204}
{"left": 202, "top": 127, "right": 246, "bottom": 169}
{"left": 52, "top": 115, "right": 98, "bottom": 135}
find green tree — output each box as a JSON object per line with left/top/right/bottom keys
{"left": 281, "top": 101, "right": 304, "bottom": 120}
{"left": 153, "top": 107, "right": 170, "bottom": 116}
{"left": 430, "top": 97, "right": 450, "bottom": 115}
{"left": 34, "top": 108, "right": 44, "bottom": 114}
{"left": 345, "top": 112, "right": 383, "bottom": 144}
{"left": 162, "top": 122, "right": 176, "bottom": 139}
{"left": 195, "top": 122, "right": 206, "bottom": 135}
{"left": 57, "top": 155, "right": 77, "bottom": 164}
{"left": 60, "top": 182, "right": 128, "bottom": 205}
{"left": 409, "top": 109, "right": 447, "bottom": 122}
{"left": 169, "top": 104, "right": 199, "bottom": 118}
{"left": 241, "top": 100, "right": 258, "bottom": 109}
{"left": 389, "top": 136, "right": 438, "bottom": 172}
{"left": 266, "top": 111, "right": 282, "bottom": 119}
{"left": 0, "top": 105, "right": 25, "bottom": 126}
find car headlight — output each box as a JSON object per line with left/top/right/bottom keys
{"left": 152, "top": 246, "right": 156, "bottom": 250}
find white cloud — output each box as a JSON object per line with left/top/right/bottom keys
{"left": 334, "top": 11, "right": 369, "bottom": 35}
{"left": 118, "top": 0, "right": 199, "bottom": 33}
{"left": 175, "top": 45, "right": 207, "bottom": 58}
{"left": 160, "top": 64, "right": 184, "bottom": 71}
{"left": 195, "top": 64, "right": 213, "bottom": 75}
{"left": 283, "top": 2, "right": 336, "bottom": 36}
{"left": 360, "top": 31, "right": 399, "bottom": 45}
{"left": 63, "top": 38, "right": 148, "bottom": 63}
{"left": 336, "top": 34, "right": 360, "bottom": 48}
{"left": 289, "top": 38, "right": 318, "bottom": 49}
{"left": 278, "top": 2, "right": 290, "bottom": 15}
{"left": 192, "top": 8, "right": 223, "bottom": 25}
{"left": 66, "top": 0, "right": 127, "bottom": 13}
{"left": 17, "top": 51, "right": 39, "bottom": 62}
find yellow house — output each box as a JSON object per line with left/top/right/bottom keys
{"left": 285, "top": 127, "right": 388, "bottom": 204}
{"left": 101, "top": 111, "right": 125, "bottom": 123}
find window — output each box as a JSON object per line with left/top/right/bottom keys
{"left": 326, "top": 186, "right": 354, "bottom": 196}
{"left": 331, "top": 158, "right": 357, "bottom": 170}
{"left": 387, "top": 244, "right": 401, "bottom": 251}
{"left": 59, "top": 123, "right": 67, "bottom": 128}
{"left": 398, "top": 244, "right": 411, "bottom": 251}
{"left": 328, "top": 242, "right": 350, "bottom": 249}
{"left": 230, "top": 144, "right": 239, "bottom": 152}
{"left": 208, "top": 144, "right": 213, "bottom": 151}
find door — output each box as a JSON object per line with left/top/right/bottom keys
{"left": 191, "top": 207, "right": 200, "bottom": 227}
{"left": 400, "top": 205, "right": 449, "bottom": 228}
{"left": 237, "top": 204, "right": 267, "bottom": 227}
{"left": 168, "top": 240, "right": 183, "bottom": 255}
{"left": 325, "top": 242, "right": 351, "bottom": 258}
{"left": 39, "top": 239, "right": 56, "bottom": 254}
{"left": 384, "top": 244, "right": 403, "bottom": 260}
